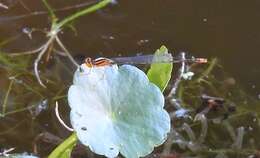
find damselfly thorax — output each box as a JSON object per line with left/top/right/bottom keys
{"left": 84, "top": 57, "right": 114, "bottom": 68}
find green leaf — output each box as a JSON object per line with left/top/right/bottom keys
{"left": 147, "top": 45, "right": 173, "bottom": 92}
{"left": 48, "top": 132, "right": 77, "bottom": 158}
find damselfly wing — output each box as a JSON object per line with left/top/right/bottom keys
{"left": 84, "top": 54, "right": 207, "bottom": 67}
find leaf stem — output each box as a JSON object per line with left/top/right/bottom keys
{"left": 48, "top": 132, "right": 77, "bottom": 158}
{"left": 42, "top": 0, "right": 57, "bottom": 23}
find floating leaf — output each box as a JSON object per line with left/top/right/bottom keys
{"left": 147, "top": 45, "right": 173, "bottom": 92}
{"left": 68, "top": 64, "right": 170, "bottom": 158}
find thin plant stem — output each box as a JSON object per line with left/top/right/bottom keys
{"left": 55, "top": 0, "right": 112, "bottom": 29}
{"left": 0, "top": 34, "right": 22, "bottom": 47}
{"left": 1, "top": 80, "right": 14, "bottom": 116}
{"left": 34, "top": 36, "right": 55, "bottom": 88}
{"left": 51, "top": 85, "right": 68, "bottom": 102}
{"left": 18, "top": 0, "right": 31, "bottom": 12}
{"left": 42, "top": 0, "right": 57, "bottom": 23}
{"left": 3, "top": 104, "right": 36, "bottom": 116}
{"left": 0, "top": 1, "right": 96, "bottom": 22}
{"left": 8, "top": 45, "right": 45, "bottom": 56}
{"left": 52, "top": 95, "right": 67, "bottom": 101}
{"left": 4, "top": 0, "right": 111, "bottom": 88}
{"left": 196, "top": 58, "right": 218, "bottom": 82}
{"left": 57, "top": 1, "right": 96, "bottom": 12}
{"left": 16, "top": 79, "right": 44, "bottom": 97}
{"left": 55, "top": 36, "right": 79, "bottom": 67}
{"left": 167, "top": 52, "right": 186, "bottom": 99}
{"left": 45, "top": 42, "right": 54, "bottom": 62}
{"left": 52, "top": 48, "right": 67, "bottom": 56}
{"left": 0, "top": 120, "right": 26, "bottom": 135}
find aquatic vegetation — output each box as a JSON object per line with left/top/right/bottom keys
{"left": 147, "top": 46, "right": 173, "bottom": 91}
{"left": 0, "top": 0, "right": 259, "bottom": 158}
{"left": 49, "top": 46, "right": 173, "bottom": 158}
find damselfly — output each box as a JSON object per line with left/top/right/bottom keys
{"left": 84, "top": 53, "right": 207, "bottom": 67}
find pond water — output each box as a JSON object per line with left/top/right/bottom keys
{"left": 0, "top": 0, "right": 260, "bottom": 157}
{"left": 1, "top": 0, "right": 260, "bottom": 94}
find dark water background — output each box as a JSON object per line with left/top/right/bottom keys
{"left": 0, "top": 0, "right": 260, "bottom": 157}
{"left": 1, "top": 0, "right": 260, "bottom": 95}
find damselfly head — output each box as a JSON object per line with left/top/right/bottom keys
{"left": 84, "top": 57, "right": 94, "bottom": 67}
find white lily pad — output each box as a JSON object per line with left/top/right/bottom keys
{"left": 68, "top": 64, "right": 170, "bottom": 158}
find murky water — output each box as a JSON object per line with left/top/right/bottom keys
{"left": 1, "top": 0, "right": 260, "bottom": 94}
{"left": 0, "top": 0, "right": 260, "bottom": 157}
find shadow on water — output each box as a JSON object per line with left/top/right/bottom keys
{"left": 0, "top": 0, "right": 259, "bottom": 157}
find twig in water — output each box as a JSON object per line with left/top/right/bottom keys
{"left": 55, "top": 101, "right": 74, "bottom": 132}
